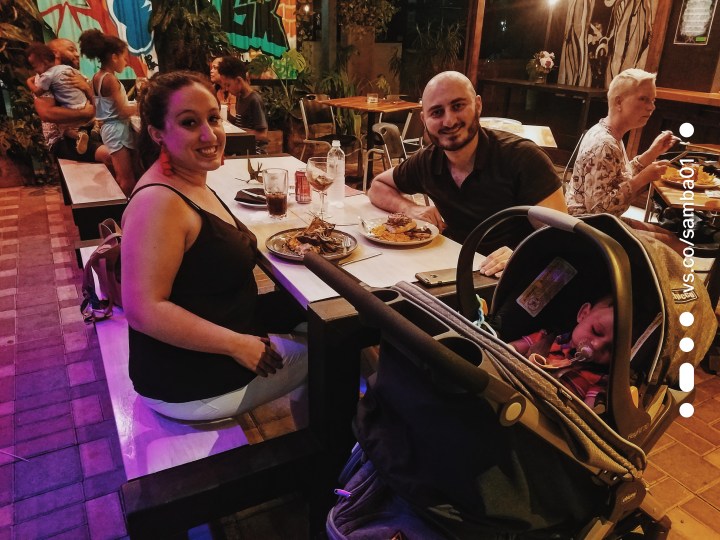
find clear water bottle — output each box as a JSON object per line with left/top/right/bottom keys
{"left": 327, "top": 140, "right": 345, "bottom": 207}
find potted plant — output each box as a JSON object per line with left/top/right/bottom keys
{"left": 526, "top": 51, "right": 555, "bottom": 84}
{"left": 149, "top": 0, "right": 232, "bottom": 72}
{"left": 248, "top": 49, "right": 311, "bottom": 153}
{"left": 0, "top": 0, "right": 57, "bottom": 185}
{"left": 391, "top": 20, "right": 463, "bottom": 99}
{"left": 337, "top": 0, "right": 398, "bottom": 36}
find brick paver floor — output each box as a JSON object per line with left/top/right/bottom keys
{"left": 1, "top": 184, "right": 720, "bottom": 538}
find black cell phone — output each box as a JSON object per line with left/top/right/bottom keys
{"left": 415, "top": 268, "right": 457, "bottom": 287}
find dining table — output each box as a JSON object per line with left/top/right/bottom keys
{"left": 643, "top": 177, "right": 720, "bottom": 222}
{"left": 207, "top": 154, "right": 495, "bottom": 529}
{"left": 321, "top": 95, "right": 421, "bottom": 154}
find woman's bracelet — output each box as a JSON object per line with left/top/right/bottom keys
{"left": 631, "top": 156, "right": 647, "bottom": 170}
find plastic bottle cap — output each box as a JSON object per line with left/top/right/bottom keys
{"left": 332, "top": 140, "right": 340, "bottom": 146}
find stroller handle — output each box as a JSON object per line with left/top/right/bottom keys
{"left": 303, "top": 252, "right": 528, "bottom": 425}
{"left": 527, "top": 206, "right": 582, "bottom": 231}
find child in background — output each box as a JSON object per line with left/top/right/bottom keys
{"left": 79, "top": 29, "right": 138, "bottom": 196}
{"left": 26, "top": 42, "right": 94, "bottom": 154}
{"left": 510, "top": 295, "right": 614, "bottom": 410}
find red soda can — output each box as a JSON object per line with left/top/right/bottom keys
{"left": 295, "top": 169, "right": 311, "bottom": 204}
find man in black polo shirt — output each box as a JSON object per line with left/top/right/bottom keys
{"left": 367, "top": 71, "right": 567, "bottom": 276}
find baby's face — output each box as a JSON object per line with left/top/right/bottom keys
{"left": 572, "top": 303, "right": 614, "bottom": 365}
{"left": 28, "top": 54, "right": 52, "bottom": 75}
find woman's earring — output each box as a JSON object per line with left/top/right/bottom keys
{"left": 159, "top": 144, "right": 173, "bottom": 176}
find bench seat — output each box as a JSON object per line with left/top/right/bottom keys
{"left": 59, "top": 159, "right": 127, "bottom": 241}
{"left": 80, "top": 247, "right": 318, "bottom": 537}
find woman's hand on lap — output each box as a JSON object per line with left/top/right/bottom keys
{"left": 232, "top": 336, "right": 284, "bottom": 377}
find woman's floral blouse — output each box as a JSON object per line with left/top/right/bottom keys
{"left": 566, "top": 118, "right": 645, "bottom": 216}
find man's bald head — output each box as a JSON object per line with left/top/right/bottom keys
{"left": 419, "top": 71, "right": 482, "bottom": 152}
{"left": 48, "top": 38, "right": 80, "bottom": 69}
{"left": 422, "top": 71, "right": 476, "bottom": 105}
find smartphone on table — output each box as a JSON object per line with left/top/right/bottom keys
{"left": 415, "top": 268, "right": 457, "bottom": 287}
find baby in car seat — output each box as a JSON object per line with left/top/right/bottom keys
{"left": 509, "top": 295, "right": 613, "bottom": 411}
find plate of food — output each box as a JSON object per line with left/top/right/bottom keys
{"left": 359, "top": 213, "right": 439, "bottom": 246}
{"left": 661, "top": 165, "right": 719, "bottom": 190}
{"left": 266, "top": 217, "right": 358, "bottom": 261}
{"left": 235, "top": 187, "right": 267, "bottom": 208}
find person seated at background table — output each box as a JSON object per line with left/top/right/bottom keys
{"left": 122, "top": 70, "right": 307, "bottom": 422}
{"left": 565, "top": 68, "right": 682, "bottom": 251}
{"left": 209, "top": 56, "right": 235, "bottom": 111}
{"left": 367, "top": 70, "right": 567, "bottom": 276}
{"left": 216, "top": 56, "right": 268, "bottom": 150}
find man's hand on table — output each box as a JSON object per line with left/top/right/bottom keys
{"left": 478, "top": 246, "right": 512, "bottom": 278}
{"left": 404, "top": 204, "right": 446, "bottom": 231}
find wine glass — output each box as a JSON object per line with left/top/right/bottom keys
{"left": 306, "top": 157, "right": 335, "bottom": 221}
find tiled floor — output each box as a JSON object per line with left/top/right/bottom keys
{"left": 1, "top": 184, "right": 720, "bottom": 538}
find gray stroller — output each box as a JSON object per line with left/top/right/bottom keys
{"left": 304, "top": 207, "right": 716, "bottom": 539}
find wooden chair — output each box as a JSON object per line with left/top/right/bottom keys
{"left": 401, "top": 110, "right": 425, "bottom": 156}
{"left": 562, "top": 129, "right": 588, "bottom": 189}
{"left": 362, "top": 122, "right": 408, "bottom": 192}
{"left": 298, "top": 94, "right": 361, "bottom": 169}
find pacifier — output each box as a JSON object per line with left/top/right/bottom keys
{"left": 573, "top": 342, "right": 595, "bottom": 362}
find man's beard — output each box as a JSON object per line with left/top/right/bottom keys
{"left": 426, "top": 115, "right": 480, "bottom": 152}
{"left": 61, "top": 56, "right": 79, "bottom": 69}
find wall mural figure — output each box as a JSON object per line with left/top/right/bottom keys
{"left": 38, "top": 0, "right": 150, "bottom": 78}
{"left": 108, "top": 0, "right": 153, "bottom": 56}
{"left": 215, "top": 0, "right": 291, "bottom": 58}
{"left": 559, "top": 0, "right": 656, "bottom": 88}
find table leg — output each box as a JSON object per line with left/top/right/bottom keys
{"left": 365, "top": 110, "right": 379, "bottom": 183}
{"left": 306, "top": 303, "right": 368, "bottom": 533}
{"left": 503, "top": 88, "right": 511, "bottom": 117}
{"left": 644, "top": 184, "right": 657, "bottom": 223}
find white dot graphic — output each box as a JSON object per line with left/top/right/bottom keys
{"left": 679, "top": 337, "right": 695, "bottom": 352}
{"left": 679, "top": 403, "right": 694, "bottom": 418}
{"left": 679, "top": 312, "right": 694, "bottom": 327}
{"left": 679, "top": 122, "right": 695, "bottom": 138}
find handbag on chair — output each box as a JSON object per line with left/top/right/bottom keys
{"left": 80, "top": 218, "right": 122, "bottom": 322}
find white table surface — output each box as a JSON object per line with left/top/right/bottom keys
{"left": 207, "top": 156, "right": 483, "bottom": 307}
{"left": 58, "top": 159, "right": 127, "bottom": 204}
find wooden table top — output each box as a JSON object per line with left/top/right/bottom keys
{"left": 656, "top": 87, "right": 720, "bottom": 108}
{"left": 478, "top": 77, "right": 608, "bottom": 98}
{"left": 651, "top": 179, "right": 720, "bottom": 211}
{"left": 322, "top": 96, "right": 421, "bottom": 114}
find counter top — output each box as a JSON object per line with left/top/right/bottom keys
{"left": 655, "top": 87, "right": 720, "bottom": 107}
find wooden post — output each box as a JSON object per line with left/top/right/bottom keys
{"left": 464, "top": 0, "right": 486, "bottom": 88}
{"left": 321, "top": 0, "right": 337, "bottom": 72}
{"left": 627, "top": 1, "right": 673, "bottom": 156}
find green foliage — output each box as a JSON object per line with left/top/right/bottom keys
{"left": 338, "top": 0, "right": 399, "bottom": 36}
{"left": 149, "top": 0, "right": 232, "bottom": 72}
{"left": 392, "top": 20, "right": 463, "bottom": 99}
{"left": 316, "top": 45, "right": 361, "bottom": 136}
{"left": 248, "top": 49, "right": 311, "bottom": 130}
{"left": 0, "top": 0, "right": 57, "bottom": 184}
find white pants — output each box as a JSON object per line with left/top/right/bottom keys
{"left": 141, "top": 330, "right": 308, "bottom": 422}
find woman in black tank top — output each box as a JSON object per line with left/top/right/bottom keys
{"left": 121, "top": 71, "right": 307, "bottom": 421}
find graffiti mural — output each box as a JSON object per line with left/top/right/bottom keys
{"left": 559, "top": 0, "right": 657, "bottom": 88}
{"left": 214, "top": 0, "right": 296, "bottom": 59}
{"left": 36, "top": 0, "right": 296, "bottom": 76}
{"left": 36, "top": 0, "right": 151, "bottom": 78}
